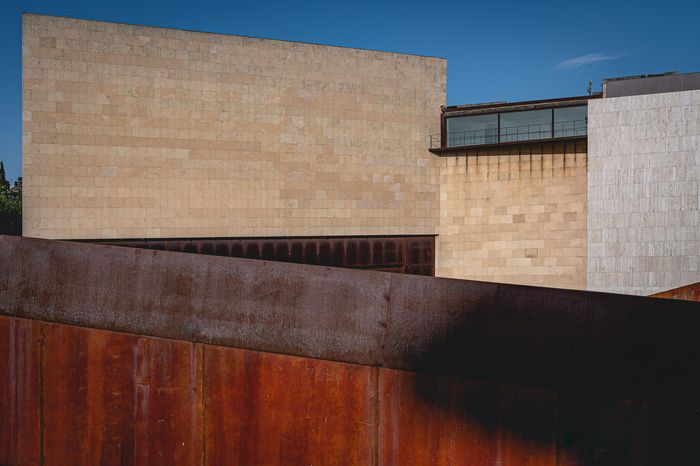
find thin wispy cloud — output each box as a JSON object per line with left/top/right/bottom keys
{"left": 552, "top": 53, "right": 624, "bottom": 71}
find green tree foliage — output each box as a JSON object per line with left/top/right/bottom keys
{"left": 0, "top": 162, "right": 21, "bottom": 236}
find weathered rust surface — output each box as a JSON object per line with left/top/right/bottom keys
{"left": 2, "top": 314, "right": 700, "bottom": 464}
{"left": 1, "top": 234, "right": 700, "bottom": 401}
{"left": 204, "top": 345, "right": 376, "bottom": 466}
{"left": 380, "top": 365, "right": 700, "bottom": 466}
{"left": 41, "top": 322, "right": 202, "bottom": 465}
{"left": 382, "top": 273, "right": 700, "bottom": 400}
{"left": 558, "top": 396, "right": 700, "bottom": 466}
{"left": 378, "top": 368, "right": 557, "bottom": 466}
{"left": 497, "top": 386, "right": 558, "bottom": 466}
{"left": 379, "top": 368, "right": 499, "bottom": 465}
{"left": 0, "top": 316, "right": 41, "bottom": 466}
{"left": 0, "top": 235, "right": 389, "bottom": 368}
{"left": 91, "top": 234, "right": 436, "bottom": 276}
{"left": 651, "top": 282, "right": 700, "bottom": 302}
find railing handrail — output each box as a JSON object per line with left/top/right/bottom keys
{"left": 437, "top": 118, "right": 587, "bottom": 149}
{"left": 447, "top": 119, "right": 585, "bottom": 139}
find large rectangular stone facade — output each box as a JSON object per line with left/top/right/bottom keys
{"left": 588, "top": 90, "right": 700, "bottom": 295}
{"left": 437, "top": 143, "right": 588, "bottom": 289}
{"left": 22, "top": 14, "right": 445, "bottom": 239}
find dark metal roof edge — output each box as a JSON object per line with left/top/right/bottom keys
{"left": 429, "top": 136, "right": 587, "bottom": 155}
{"left": 444, "top": 95, "right": 599, "bottom": 113}
{"left": 75, "top": 233, "right": 439, "bottom": 243}
{"left": 603, "top": 71, "right": 685, "bottom": 83}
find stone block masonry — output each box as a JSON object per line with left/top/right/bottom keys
{"left": 587, "top": 90, "right": 700, "bottom": 295}
{"left": 437, "top": 142, "right": 588, "bottom": 289}
{"left": 33, "top": 14, "right": 698, "bottom": 294}
{"left": 22, "top": 14, "right": 445, "bottom": 239}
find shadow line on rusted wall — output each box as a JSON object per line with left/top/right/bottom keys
{"left": 2, "top": 235, "right": 700, "bottom": 465}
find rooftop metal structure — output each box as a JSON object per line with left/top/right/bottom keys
{"left": 603, "top": 71, "right": 700, "bottom": 97}
{"left": 430, "top": 95, "right": 597, "bottom": 154}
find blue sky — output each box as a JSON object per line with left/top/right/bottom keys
{"left": 1, "top": 0, "right": 699, "bottom": 181}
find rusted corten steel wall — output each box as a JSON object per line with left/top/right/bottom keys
{"left": 84, "top": 234, "right": 435, "bottom": 276}
{"left": 0, "top": 317, "right": 41, "bottom": 465}
{"left": 651, "top": 282, "right": 700, "bottom": 302}
{"left": 4, "top": 315, "right": 700, "bottom": 466}
{"left": 2, "top": 235, "right": 700, "bottom": 465}
{"left": 0, "top": 316, "right": 377, "bottom": 466}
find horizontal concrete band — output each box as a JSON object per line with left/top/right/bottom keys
{"left": 1, "top": 235, "right": 699, "bottom": 400}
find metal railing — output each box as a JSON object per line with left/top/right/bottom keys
{"left": 446, "top": 128, "right": 498, "bottom": 147}
{"left": 430, "top": 118, "right": 587, "bottom": 150}
{"left": 500, "top": 122, "right": 552, "bottom": 143}
{"left": 553, "top": 119, "right": 587, "bottom": 138}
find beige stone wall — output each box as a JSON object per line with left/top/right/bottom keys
{"left": 437, "top": 143, "right": 588, "bottom": 289}
{"left": 22, "top": 14, "right": 592, "bottom": 290}
{"left": 22, "top": 14, "right": 445, "bottom": 239}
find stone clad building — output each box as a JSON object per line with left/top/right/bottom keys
{"left": 588, "top": 79, "right": 700, "bottom": 295}
{"left": 22, "top": 13, "right": 444, "bottom": 239}
{"left": 433, "top": 97, "right": 590, "bottom": 289}
{"left": 21, "top": 14, "right": 700, "bottom": 295}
